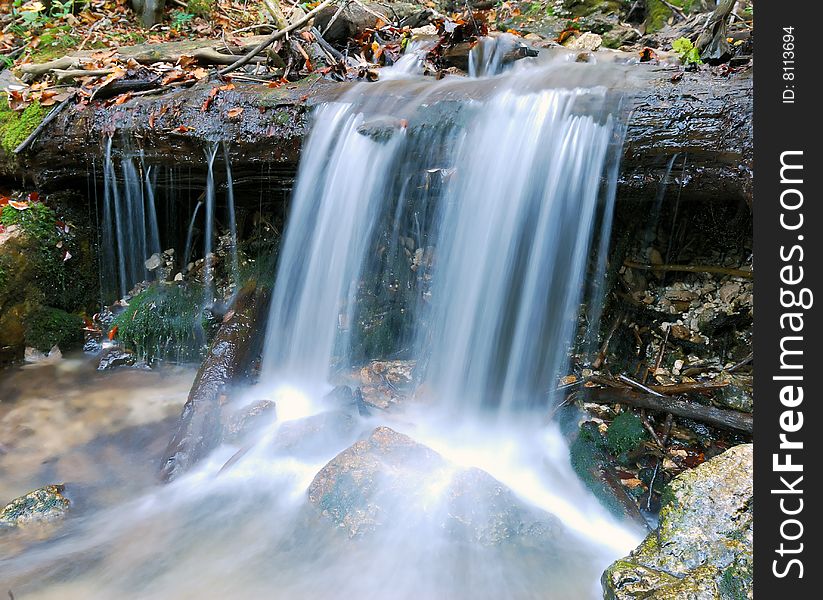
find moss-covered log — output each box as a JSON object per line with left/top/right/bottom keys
{"left": 1, "top": 61, "right": 751, "bottom": 205}
{"left": 159, "top": 282, "right": 270, "bottom": 482}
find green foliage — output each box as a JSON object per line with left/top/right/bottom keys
{"left": 672, "top": 36, "right": 703, "bottom": 66}
{"left": 0, "top": 99, "right": 46, "bottom": 154}
{"left": 24, "top": 305, "right": 84, "bottom": 352}
{"left": 0, "top": 196, "right": 98, "bottom": 313}
{"left": 170, "top": 9, "right": 195, "bottom": 29}
{"left": 110, "top": 283, "right": 211, "bottom": 362}
{"left": 606, "top": 412, "right": 648, "bottom": 455}
{"left": 186, "top": 0, "right": 214, "bottom": 18}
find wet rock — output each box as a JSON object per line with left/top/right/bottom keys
{"left": 357, "top": 360, "right": 416, "bottom": 411}
{"left": 145, "top": 252, "right": 164, "bottom": 271}
{"left": 602, "top": 24, "right": 641, "bottom": 49}
{"left": 97, "top": 346, "right": 136, "bottom": 370}
{"left": 308, "top": 426, "right": 562, "bottom": 544}
{"left": 602, "top": 444, "right": 753, "bottom": 599}
{"left": 1, "top": 484, "right": 70, "bottom": 528}
{"left": 223, "top": 399, "right": 277, "bottom": 443}
{"left": 713, "top": 372, "right": 753, "bottom": 413}
{"left": 273, "top": 410, "right": 357, "bottom": 454}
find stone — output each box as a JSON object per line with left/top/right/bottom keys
{"left": 145, "top": 252, "right": 164, "bottom": 271}
{"left": 713, "top": 373, "right": 753, "bottom": 413}
{"left": 1, "top": 484, "right": 70, "bottom": 528}
{"left": 565, "top": 32, "right": 603, "bottom": 52}
{"left": 308, "top": 426, "right": 562, "bottom": 545}
{"left": 223, "top": 400, "right": 277, "bottom": 443}
{"left": 273, "top": 410, "right": 357, "bottom": 454}
{"left": 97, "top": 346, "right": 136, "bottom": 371}
{"left": 602, "top": 444, "right": 753, "bottom": 599}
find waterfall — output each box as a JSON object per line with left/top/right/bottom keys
{"left": 100, "top": 140, "right": 240, "bottom": 306}
{"left": 0, "top": 52, "right": 645, "bottom": 600}
{"left": 261, "top": 60, "right": 628, "bottom": 416}
{"left": 101, "top": 139, "right": 162, "bottom": 301}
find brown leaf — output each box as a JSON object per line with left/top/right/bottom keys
{"left": 226, "top": 107, "right": 244, "bottom": 119}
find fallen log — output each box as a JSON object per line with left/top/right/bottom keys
{"left": 583, "top": 387, "right": 753, "bottom": 434}
{"left": 18, "top": 36, "right": 278, "bottom": 78}
{"left": 159, "top": 282, "right": 270, "bottom": 482}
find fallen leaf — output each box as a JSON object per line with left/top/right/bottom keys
{"left": 108, "top": 325, "right": 118, "bottom": 341}
{"left": 226, "top": 107, "right": 244, "bottom": 119}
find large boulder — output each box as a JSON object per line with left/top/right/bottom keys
{"left": 602, "top": 444, "right": 753, "bottom": 599}
{"left": 308, "top": 426, "right": 561, "bottom": 545}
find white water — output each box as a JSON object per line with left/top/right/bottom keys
{"left": 2, "top": 45, "right": 644, "bottom": 599}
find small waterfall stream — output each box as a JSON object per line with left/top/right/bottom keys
{"left": 1, "top": 45, "right": 644, "bottom": 599}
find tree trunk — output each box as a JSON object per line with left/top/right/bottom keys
{"left": 159, "top": 282, "right": 270, "bottom": 482}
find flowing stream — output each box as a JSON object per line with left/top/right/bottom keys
{"left": 1, "top": 46, "right": 644, "bottom": 599}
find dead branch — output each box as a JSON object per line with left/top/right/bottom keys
{"left": 583, "top": 387, "right": 753, "bottom": 434}
{"left": 623, "top": 260, "right": 752, "bottom": 279}
{"left": 219, "top": 0, "right": 334, "bottom": 76}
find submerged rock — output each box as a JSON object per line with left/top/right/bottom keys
{"left": 97, "top": 346, "right": 137, "bottom": 370}
{"left": 1, "top": 484, "right": 70, "bottom": 528}
{"left": 308, "top": 426, "right": 561, "bottom": 545}
{"left": 602, "top": 444, "right": 753, "bottom": 599}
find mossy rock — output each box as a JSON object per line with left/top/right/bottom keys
{"left": 645, "top": 1, "right": 708, "bottom": 34}
{"left": 24, "top": 306, "right": 84, "bottom": 352}
{"left": 606, "top": 411, "right": 648, "bottom": 456}
{"left": 560, "top": 0, "right": 624, "bottom": 18}
{"left": 602, "top": 444, "right": 753, "bottom": 599}
{"left": 0, "top": 99, "right": 46, "bottom": 154}
{"left": 1, "top": 484, "right": 70, "bottom": 528}
{"left": 109, "top": 283, "right": 211, "bottom": 362}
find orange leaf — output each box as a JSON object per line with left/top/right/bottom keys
{"left": 226, "top": 107, "right": 244, "bottom": 119}
{"left": 108, "top": 325, "right": 118, "bottom": 341}
{"left": 8, "top": 200, "right": 30, "bottom": 210}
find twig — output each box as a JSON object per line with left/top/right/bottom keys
{"left": 593, "top": 311, "right": 625, "bottom": 369}
{"left": 13, "top": 91, "right": 77, "bottom": 154}
{"left": 311, "top": 27, "right": 345, "bottom": 62}
{"left": 623, "top": 260, "right": 752, "bottom": 279}
{"left": 618, "top": 374, "right": 665, "bottom": 397}
{"left": 658, "top": 0, "right": 687, "bottom": 20}
{"left": 728, "top": 352, "right": 753, "bottom": 373}
{"left": 219, "top": 0, "right": 334, "bottom": 76}
{"left": 322, "top": 0, "right": 351, "bottom": 37}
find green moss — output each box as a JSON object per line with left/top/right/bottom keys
{"left": 569, "top": 422, "right": 627, "bottom": 520}
{"left": 24, "top": 306, "right": 84, "bottom": 352}
{"left": 1, "top": 198, "right": 96, "bottom": 313}
{"left": 606, "top": 412, "right": 648, "bottom": 455}
{"left": 0, "top": 99, "right": 46, "bottom": 153}
{"left": 718, "top": 560, "right": 752, "bottom": 600}
{"left": 110, "top": 283, "right": 211, "bottom": 362}
{"left": 645, "top": 0, "right": 699, "bottom": 33}
{"left": 272, "top": 109, "right": 292, "bottom": 126}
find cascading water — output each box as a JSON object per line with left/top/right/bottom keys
{"left": 100, "top": 139, "right": 240, "bottom": 306}
{"left": 101, "top": 139, "right": 162, "bottom": 301}
{"left": 1, "top": 46, "right": 644, "bottom": 599}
